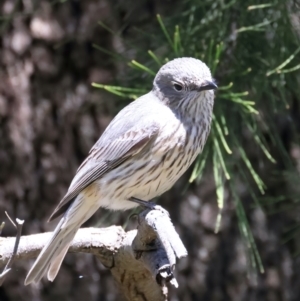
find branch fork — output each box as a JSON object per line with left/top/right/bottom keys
{"left": 0, "top": 205, "right": 187, "bottom": 301}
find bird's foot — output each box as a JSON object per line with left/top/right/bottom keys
{"left": 129, "top": 197, "right": 157, "bottom": 210}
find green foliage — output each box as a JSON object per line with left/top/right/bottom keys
{"left": 93, "top": 0, "right": 300, "bottom": 275}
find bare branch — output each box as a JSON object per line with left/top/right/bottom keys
{"left": 0, "top": 213, "right": 25, "bottom": 285}
{"left": 0, "top": 222, "right": 5, "bottom": 236}
{"left": 5, "top": 211, "right": 16, "bottom": 228}
{"left": 0, "top": 207, "right": 187, "bottom": 301}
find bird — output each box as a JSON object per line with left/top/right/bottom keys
{"left": 24, "top": 57, "right": 217, "bottom": 285}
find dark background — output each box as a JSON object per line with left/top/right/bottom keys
{"left": 1, "top": 0, "right": 300, "bottom": 300}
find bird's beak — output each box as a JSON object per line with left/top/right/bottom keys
{"left": 197, "top": 80, "right": 218, "bottom": 92}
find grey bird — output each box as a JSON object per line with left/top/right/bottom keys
{"left": 25, "top": 57, "right": 217, "bottom": 285}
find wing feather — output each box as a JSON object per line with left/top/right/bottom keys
{"left": 48, "top": 125, "right": 159, "bottom": 221}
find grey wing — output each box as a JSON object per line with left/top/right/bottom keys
{"left": 48, "top": 124, "right": 159, "bottom": 221}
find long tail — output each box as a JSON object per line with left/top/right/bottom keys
{"left": 24, "top": 193, "right": 99, "bottom": 285}
{"left": 24, "top": 217, "right": 79, "bottom": 285}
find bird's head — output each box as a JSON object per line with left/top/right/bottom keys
{"left": 152, "top": 57, "right": 217, "bottom": 113}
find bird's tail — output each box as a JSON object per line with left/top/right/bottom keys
{"left": 24, "top": 191, "right": 100, "bottom": 285}
{"left": 24, "top": 217, "right": 79, "bottom": 285}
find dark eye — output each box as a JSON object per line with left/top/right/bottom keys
{"left": 173, "top": 83, "right": 183, "bottom": 91}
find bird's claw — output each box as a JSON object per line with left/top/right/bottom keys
{"left": 129, "top": 197, "right": 157, "bottom": 210}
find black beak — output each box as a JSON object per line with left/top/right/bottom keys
{"left": 198, "top": 80, "right": 218, "bottom": 92}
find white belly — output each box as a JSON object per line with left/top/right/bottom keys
{"left": 98, "top": 124, "right": 203, "bottom": 211}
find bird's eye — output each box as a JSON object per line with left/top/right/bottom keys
{"left": 173, "top": 83, "right": 183, "bottom": 91}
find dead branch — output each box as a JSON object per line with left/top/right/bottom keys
{"left": 0, "top": 212, "right": 24, "bottom": 285}
{"left": 0, "top": 206, "right": 187, "bottom": 301}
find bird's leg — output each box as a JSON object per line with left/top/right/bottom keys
{"left": 129, "top": 197, "right": 157, "bottom": 210}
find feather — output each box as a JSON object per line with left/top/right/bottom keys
{"left": 48, "top": 124, "right": 159, "bottom": 221}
